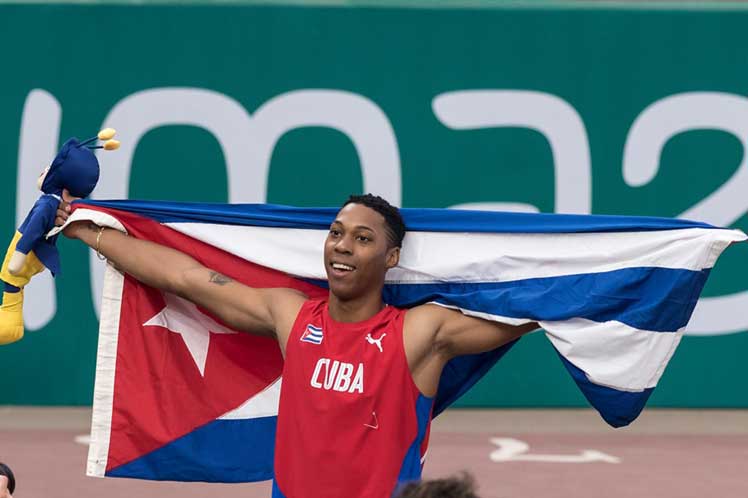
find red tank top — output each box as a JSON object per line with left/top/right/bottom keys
{"left": 273, "top": 299, "right": 434, "bottom": 498}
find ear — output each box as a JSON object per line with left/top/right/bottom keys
{"left": 385, "top": 246, "right": 400, "bottom": 270}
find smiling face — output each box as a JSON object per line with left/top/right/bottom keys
{"left": 324, "top": 203, "right": 400, "bottom": 302}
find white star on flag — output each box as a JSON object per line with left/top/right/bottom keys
{"left": 143, "top": 293, "right": 238, "bottom": 376}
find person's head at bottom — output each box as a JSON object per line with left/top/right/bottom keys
{"left": 0, "top": 463, "right": 15, "bottom": 497}
{"left": 395, "top": 472, "right": 480, "bottom": 498}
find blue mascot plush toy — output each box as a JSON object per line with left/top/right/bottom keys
{"left": 0, "top": 129, "right": 119, "bottom": 345}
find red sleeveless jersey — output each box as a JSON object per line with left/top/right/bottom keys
{"left": 272, "top": 299, "right": 434, "bottom": 498}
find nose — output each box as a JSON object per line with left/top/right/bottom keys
{"left": 334, "top": 235, "right": 353, "bottom": 255}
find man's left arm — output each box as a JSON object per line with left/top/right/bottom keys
{"left": 404, "top": 304, "right": 538, "bottom": 396}
{"left": 418, "top": 304, "right": 539, "bottom": 358}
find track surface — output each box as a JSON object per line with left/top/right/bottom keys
{"left": 1, "top": 408, "right": 746, "bottom": 498}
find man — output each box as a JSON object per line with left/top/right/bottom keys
{"left": 59, "top": 193, "right": 537, "bottom": 498}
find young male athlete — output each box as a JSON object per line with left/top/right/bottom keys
{"left": 58, "top": 193, "right": 538, "bottom": 498}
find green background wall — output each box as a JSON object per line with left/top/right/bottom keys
{"left": 0, "top": 1, "right": 746, "bottom": 406}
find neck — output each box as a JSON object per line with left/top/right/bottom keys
{"left": 327, "top": 291, "right": 385, "bottom": 323}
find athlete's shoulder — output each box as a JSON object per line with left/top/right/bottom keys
{"left": 404, "top": 303, "right": 457, "bottom": 340}
{"left": 265, "top": 287, "right": 308, "bottom": 305}
{"left": 281, "top": 293, "right": 329, "bottom": 324}
{"left": 405, "top": 302, "right": 453, "bottom": 322}
{"left": 301, "top": 295, "right": 327, "bottom": 315}
{"left": 264, "top": 288, "right": 311, "bottom": 323}
{"left": 384, "top": 303, "right": 408, "bottom": 322}
{"left": 271, "top": 287, "right": 309, "bottom": 300}
{"left": 269, "top": 290, "right": 322, "bottom": 352}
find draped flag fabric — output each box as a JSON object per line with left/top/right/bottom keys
{"left": 69, "top": 199, "right": 746, "bottom": 483}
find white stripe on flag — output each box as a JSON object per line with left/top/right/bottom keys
{"left": 541, "top": 318, "right": 683, "bottom": 391}
{"left": 437, "top": 303, "right": 682, "bottom": 392}
{"left": 82, "top": 210, "right": 129, "bottom": 478}
{"left": 219, "top": 377, "right": 282, "bottom": 420}
{"left": 166, "top": 223, "right": 745, "bottom": 284}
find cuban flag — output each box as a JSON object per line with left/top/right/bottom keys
{"left": 63, "top": 199, "right": 745, "bottom": 483}
{"left": 300, "top": 324, "right": 324, "bottom": 345}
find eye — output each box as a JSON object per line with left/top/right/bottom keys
{"left": 356, "top": 235, "right": 371, "bottom": 243}
{"left": 329, "top": 228, "right": 341, "bottom": 237}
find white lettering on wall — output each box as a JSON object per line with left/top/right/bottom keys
{"left": 16, "top": 89, "right": 60, "bottom": 331}
{"left": 91, "top": 88, "right": 257, "bottom": 317}
{"left": 14, "top": 87, "right": 745, "bottom": 336}
{"left": 623, "top": 92, "right": 748, "bottom": 335}
{"left": 89, "top": 88, "right": 401, "bottom": 317}
{"left": 241, "top": 90, "right": 402, "bottom": 206}
{"left": 433, "top": 90, "right": 591, "bottom": 215}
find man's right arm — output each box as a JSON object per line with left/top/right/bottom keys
{"left": 64, "top": 221, "right": 306, "bottom": 346}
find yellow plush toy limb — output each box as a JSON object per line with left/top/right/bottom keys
{"left": 0, "top": 231, "right": 45, "bottom": 344}
{"left": 0, "top": 231, "right": 44, "bottom": 286}
{"left": 0, "top": 291, "right": 24, "bottom": 345}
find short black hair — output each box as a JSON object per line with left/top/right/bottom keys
{"left": 342, "top": 194, "right": 406, "bottom": 248}
{"left": 395, "top": 473, "right": 479, "bottom": 498}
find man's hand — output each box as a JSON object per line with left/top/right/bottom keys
{"left": 55, "top": 188, "right": 82, "bottom": 238}
{"left": 0, "top": 476, "right": 13, "bottom": 498}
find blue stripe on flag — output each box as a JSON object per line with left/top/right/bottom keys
{"left": 432, "top": 340, "right": 518, "bottom": 416}
{"left": 555, "top": 352, "right": 654, "bottom": 428}
{"left": 382, "top": 267, "right": 707, "bottom": 333}
{"left": 106, "top": 416, "right": 277, "bottom": 482}
{"left": 77, "top": 199, "right": 720, "bottom": 233}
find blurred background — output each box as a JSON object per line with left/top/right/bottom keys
{"left": 0, "top": 1, "right": 746, "bottom": 496}
{"left": 1, "top": 0, "right": 746, "bottom": 409}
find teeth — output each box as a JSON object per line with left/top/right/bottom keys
{"left": 332, "top": 263, "right": 354, "bottom": 271}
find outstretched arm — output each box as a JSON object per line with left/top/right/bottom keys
{"left": 431, "top": 305, "right": 538, "bottom": 357}
{"left": 63, "top": 221, "right": 305, "bottom": 346}
{"left": 406, "top": 304, "right": 538, "bottom": 361}
{"left": 404, "top": 304, "right": 538, "bottom": 396}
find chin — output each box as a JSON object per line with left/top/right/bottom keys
{"left": 327, "top": 282, "right": 354, "bottom": 301}
{"left": 326, "top": 279, "right": 363, "bottom": 302}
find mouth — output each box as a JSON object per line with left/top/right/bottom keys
{"left": 329, "top": 261, "right": 356, "bottom": 277}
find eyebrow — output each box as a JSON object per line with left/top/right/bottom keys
{"left": 331, "top": 220, "right": 375, "bottom": 232}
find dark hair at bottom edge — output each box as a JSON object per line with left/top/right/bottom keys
{"left": 0, "top": 463, "right": 15, "bottom": 494}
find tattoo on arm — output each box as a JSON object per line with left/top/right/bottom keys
{"left": 209, "top": 271, "right": 233, "bottom": 285}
